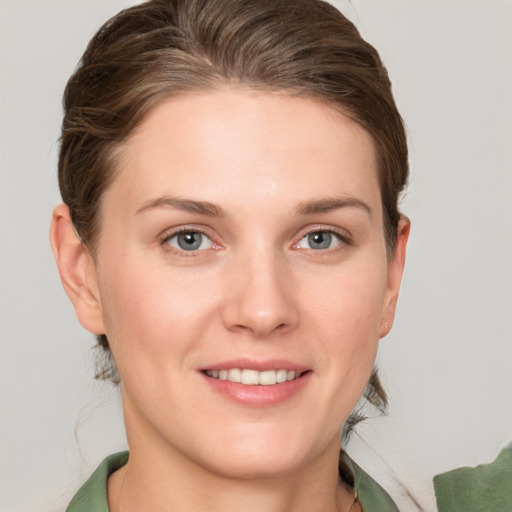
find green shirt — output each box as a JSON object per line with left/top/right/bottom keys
{"left": 67, "top": 443, "right": 512, "bottom": 511}
{"left": 66, "top": 451, "right": 399, "bottom": 512}
{"left": 434, "top": 442, "right": 512, "bottom": 512}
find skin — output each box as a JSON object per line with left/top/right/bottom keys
{"left": 51, "top": 89, "right": 409, "bottom": 512}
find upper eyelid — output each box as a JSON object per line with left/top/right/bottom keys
{"left": 159, "top": 225, "right": 216, "bottom": 241}
{"left": 163, "top": 229, "right": 212, "bottom": 240}
{"left": 294, "top": 225, "right": 352, "bottom": 242}
{"left": 296, "top": 230, "right": 345, "bottom": 247}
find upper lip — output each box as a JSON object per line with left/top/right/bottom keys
{"left": 199, "top": 358, "right": 309, "bottom": 373}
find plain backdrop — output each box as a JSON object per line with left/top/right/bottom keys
{"left": 1, "top": 1, "right": 511, "bottom": 511}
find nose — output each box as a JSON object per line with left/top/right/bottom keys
{"left": 221, "top": 251, "right": 299, "bottom": 339}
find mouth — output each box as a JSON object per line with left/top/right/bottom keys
{"left": 202, "top": 368, "right": 305, "bottom": 386}
{"left": 200, "top": 362, "right": 311, "bottom": 406}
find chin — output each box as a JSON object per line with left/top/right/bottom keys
{"left": 194, "top": 427, "right": 333, "bottom": 480}
{"left": 202, "top": 451, "right": 308, "bottom": 481}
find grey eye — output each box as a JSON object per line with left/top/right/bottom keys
{"left": 298, "top": 231, "right": 341, "bottom": 250}
{"left": 167, "top": 232, "right": 213, "bottom": 251}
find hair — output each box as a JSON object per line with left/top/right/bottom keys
{"left": 59, "top": 0, "right": 407, "bottom": 435}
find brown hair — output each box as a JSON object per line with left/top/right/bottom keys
{"left": 59, "top": 0, "right": 407, "bottom": 430}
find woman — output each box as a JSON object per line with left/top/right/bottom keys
{"left": 50, "top": 0, "right": 409, "bottom": 510}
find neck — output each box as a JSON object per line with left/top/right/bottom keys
{"left": 108, "top": 434, "right": 354, "bottom": 512}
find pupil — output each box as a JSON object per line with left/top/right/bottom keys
{"left": 178, "top": 232, "right": 201, "bottom": 250}
{"left": 309, "top": 231, "right": 331, "bottom": 249}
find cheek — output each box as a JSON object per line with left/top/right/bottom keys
{"left": 302, "top": 255, "right": 387, "bottom": 392}
{"left": 97, "top": 256, "right": 207, "bottom": 359}
{"left": 304, "top": 255, "right": 388, "bottom": 336}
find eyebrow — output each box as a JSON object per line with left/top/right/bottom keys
{"left": 296, "top": 196, "right": 372, "bottom": 217}
{"left": 136, "top": 196, "right": 225, "bottom": 217}
{"left": 136, "top": 194, "right": 371, "bottom": 218}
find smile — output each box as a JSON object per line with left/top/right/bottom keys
{"left": 204, "top": 368, "right": 303, "bottom": 386}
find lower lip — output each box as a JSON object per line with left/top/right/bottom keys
{"left": 201, "top": 372, "right": 312, "bottom": 407}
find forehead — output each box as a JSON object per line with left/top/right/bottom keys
{"left": 108, "top": 89, "right": 381, "bottom": 215}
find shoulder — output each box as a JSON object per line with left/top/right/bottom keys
{"left": 434, "top": 442, "right": 512, "bottom": 512}
{"left": 66, "top": 451, "right": 129, "bottom": 512}
{"left": 340, "top": 451, "right": 400, "bottom": 512}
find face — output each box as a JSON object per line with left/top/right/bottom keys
{"left": 80, "top": 90, "right": 407, "bottom": 478}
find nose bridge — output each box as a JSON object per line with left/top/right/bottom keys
{"left": 222, "top": 244, "right": 298, "bottom": 337}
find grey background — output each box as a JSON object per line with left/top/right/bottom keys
{"left": 1, "top": 1, "right": 511, "bottom": 511}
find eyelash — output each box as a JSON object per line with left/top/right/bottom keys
{"left": 159, "top": 226, "right": 351, "bottom": 256}
{"left": 294, "top": 228, "right": 351, "bottom": 252}
{"left": 160, "top": 227, "right": 218, "bottom": 255}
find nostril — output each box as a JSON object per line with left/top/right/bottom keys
{"left": 220, "top": 276, "right": 300, "bottom": 337}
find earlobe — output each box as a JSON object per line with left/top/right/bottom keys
{"left": 379, "top": 215, "right": 410, "bottom": 338}
{"left": 50, "top": 204, "right": 106, "bottom": 335}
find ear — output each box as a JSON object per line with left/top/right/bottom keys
{"left": 50, "top": 204, "right": 106, "bottom": 335}
{"left": 379, "top": 215, "right": 410, "bottom": 338}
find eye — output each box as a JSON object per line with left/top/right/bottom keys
{"left": 165, "top": 231, "right": 214, "bottom": 252}
{"left": 296, "top": 230, "right": 343, "bottom": 250}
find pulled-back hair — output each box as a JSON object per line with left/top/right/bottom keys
{"left": 59, "top": 0, "right": 407, "bottom": 432}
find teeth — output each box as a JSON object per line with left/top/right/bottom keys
{"left": 259, "top": 370, "right": 276, "bottom": 386}
{"left": 227, "top": 368, "right": 242, "bottom": 383}
{"left": 241, "top": 369, "right": 259, "bottom": 385}
{"left": 205, "top": 368, "right": 302, "bottom": 385}
{"left": 276, "top": 369, "right": 288, "bottom": 383}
